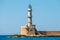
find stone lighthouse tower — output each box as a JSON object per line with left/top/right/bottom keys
{"left": 27, "top": 4, "right": 32, "bottom": 28}
{"left": 21, "top": 5, "right": 37, "bottom": 36}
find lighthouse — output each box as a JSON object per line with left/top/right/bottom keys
{"left": 21, "top": 5, "right": 37, "bottom": 36}
{"left": 28, "top": 5, "right": 32, "bottom": 28}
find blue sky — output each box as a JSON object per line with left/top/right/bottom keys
{"left": 0, "top": 0, "right": 60, "bottom": 35}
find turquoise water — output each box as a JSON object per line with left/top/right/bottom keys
{"left": 0, "top": 35, "right": 60, "bottom": 40}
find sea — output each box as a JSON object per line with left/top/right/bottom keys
{"left": 0, "top": 35, "right": 60, "bottom": 40}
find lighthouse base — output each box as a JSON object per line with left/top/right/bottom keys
{"left": 21, "top": 25, "right": 37, "bottom": 36}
